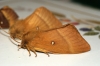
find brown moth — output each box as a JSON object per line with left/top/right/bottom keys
{"left": 0, "top": 6, "right": 91, "bottom": 57}
{"left": 0, "top": 6, "right": 62, "bottom": 40}
{"left": 0, "top": 6, "right": 19, "bottom": 28}
{"left": 19, "top": 24, "right": 91, "bottom": 57}
{"left": 9, "top": 6, "right": 62, "bottom": 40}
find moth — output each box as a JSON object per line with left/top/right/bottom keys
{"left": 0, "top": 6, "right": 91, "bottom": 57}
{"left": 19, "top": 24, "right": 91, "bottom": 57}
{"left": 0, "top": 6, "right": 62, "bottom": 40}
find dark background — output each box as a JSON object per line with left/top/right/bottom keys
{"left": 72, "top": 0, "right": 100, "bottom": 9}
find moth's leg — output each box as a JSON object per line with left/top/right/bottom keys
{"left": 26, "top": 44, "right": 31, "bottom": 56}
{"left": 44, "top": 52, "right": 50, "bottom": 57}
{"left": 18, "top": 45, "right": 21, "bottom": 51}
{"left": 31, "top": 47, "right": 37, "bottom": 57}
{"left": 26, "top": 45, "right": 37, "bottom": 57}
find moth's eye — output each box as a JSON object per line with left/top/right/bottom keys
{"left": 0, "top": 21, "right": 3, "bottom": 24}
{"left": 51, "top": 41, "right": 55, "bottom": 45}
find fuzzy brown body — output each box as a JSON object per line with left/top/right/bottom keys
{"left": 21, "top": 24, "right": 91, "bottom": 56}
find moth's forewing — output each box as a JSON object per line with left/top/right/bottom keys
{"left": 28, "top": 24, "right": 91, "bottom": 54}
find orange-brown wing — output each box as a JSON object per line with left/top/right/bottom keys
{"left": 29, "top": 24, "right": 91, "bottom": 54}
{"left": 1, "top": 6, "right": 18, "bottom": 27}
{"left": 24, "top": 7, "right": 62, "bottom": 32}
{"left": 0, "top": 10, "right": 9, "bottom": 28}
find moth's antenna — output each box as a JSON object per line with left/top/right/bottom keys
{"left": 9, "top": 36, "right": 22, "bottom": 51}
{"left": 0, "top": 27, "right": 21, "bottom": 44}
{"left": 0, "top": 21, "right": 21, "bottom": 46}
{"left": 0, "top": 28, "right": 21, "bottom": 43}
{"left": 10, "top": 36, "right": 21, "bottom": 43}
{"left": 0, "top": 30, "right": 19, "bottom": 46}
{"left": 0, "top": 29, "right": 9, "bottom": 37}
{"left": 0, "top": 26, "right": 9, "bottom": 34}
{"left": 0, "top": 30, "right": 20, "bottom": 46}
{"left": 8, "top": 37, "right": 20, "bottom": 46}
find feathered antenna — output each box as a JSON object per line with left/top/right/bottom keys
{"left": 8, "top": 37, "right": 19, "bottom": 46}
{"left": 0, "top": 21, "right": 21, "bottom": 43}
{"left": 0, "top": 28, "right": 9, "bottom": 37}
{"left": 8, "top": 37, "right": 22, "bottom": 51}
{"left": 0, "top": 28, "right": 20, "bottom": 46}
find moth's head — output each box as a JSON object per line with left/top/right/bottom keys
{"left": 21, "top": 39, "right": 28, "bottom": 49}
{"left": 9, "top": 20, "right": 24, "bottom": 40}
{"left": 20, "top": 34, "right": 29, "bottom": 49}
